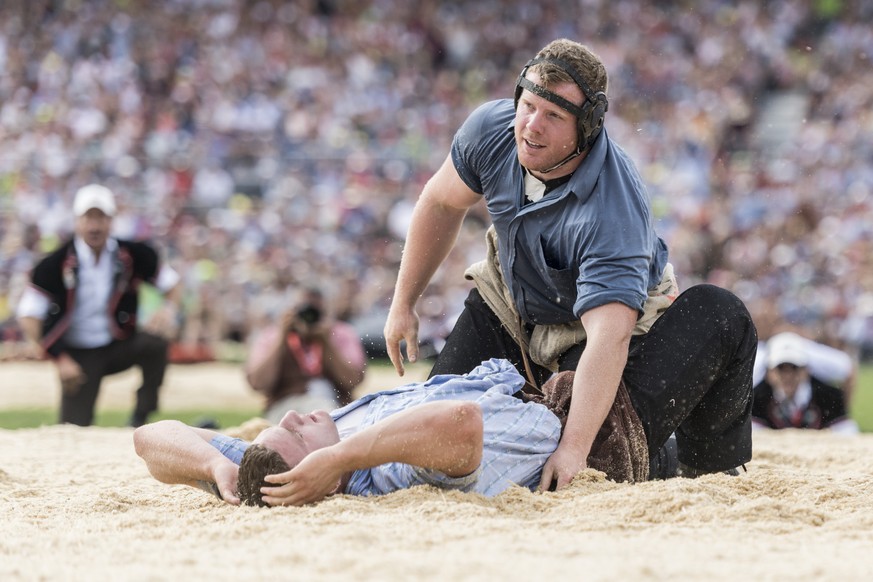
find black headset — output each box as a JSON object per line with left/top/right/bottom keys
{"left": 514, "top": 56, "right": 609, "bottom": 151}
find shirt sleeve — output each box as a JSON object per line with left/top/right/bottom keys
{"left": 413, "top": 465, "right": 482, "bottom": 490}
{"left": 345, "top": 463, "right": 483, "bottom": 496}
{"left": 209, "top": 434, "right": 249, "bottom": 465}
{"left": 572, "top": 141, "right": 663, "bottom": 316}
{"left": 15, "top": 286, "right": 50, "bottom": 319}
{"left": 803, "top": 339, "right": 854, "bottom": 386}
{"left": 155, "top": 263, "right": 181, "bottom": 293}
{"left": 450, "top": 100, "right": 513, "bottom": 195}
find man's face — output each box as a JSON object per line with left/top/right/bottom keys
{"left": 514, "top": 71, "right": 583, "bottom": 179}
{"left": 252, "top": 409, "right": 340, "bottom": 468}
{"left": 767, "top": 363, "right": 809, "bottom": 399}
{"left": 75, "top": 208, "right": 112, "bottom": 252}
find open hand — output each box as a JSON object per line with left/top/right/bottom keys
{"left": 213, "top": 461, "right": 240, "bottom": 505}
{"left": 143, "top": 304, "right": 179, "bottom": 339}
{"left": 56, "top": 354, "right": 86, "bottom": 395}
{"left": 383, "top": 307, "right": 420, "bottom": 376}
{"left": 260, "top": 447, "right": 343, "bottom": 506}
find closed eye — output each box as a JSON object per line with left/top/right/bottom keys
{"left": 284, "top": 427, "right": 304, "bottom": 441}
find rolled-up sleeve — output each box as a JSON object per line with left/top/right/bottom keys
{"left": 15, "top": 286, "right": 51, "bottom": 320}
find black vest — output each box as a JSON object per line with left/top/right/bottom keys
{"left": 29, "top": 239, "right": 160, "bottom": 356}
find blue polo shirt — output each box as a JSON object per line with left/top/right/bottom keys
{"left": 451, "top": 99, "right": 668, "bottom": 324}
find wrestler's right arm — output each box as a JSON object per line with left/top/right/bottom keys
{"left": 383, "top": 154, "right": 480, "bottom": 376}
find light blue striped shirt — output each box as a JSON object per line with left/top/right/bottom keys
{"left": 211, "top": 358, "right": 561, "bottom": 498}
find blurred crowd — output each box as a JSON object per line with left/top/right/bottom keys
{"left": 1, "top": 0, "right": 872, "bottom": 362}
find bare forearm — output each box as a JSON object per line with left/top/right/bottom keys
{"left": 383, "top": 155, "right": 480, "bottom": 374}
{"left": 17, "top": 316, "right": 44, "bottom": 348}
{"left": 562, "top": 343, "right": 627, "bottom": 457}
{"left": 331, "top": 401, "right": 483, "bottom": 477}
{"left": 245, "top": 338, "right": 286, "bottom": 395}
{"left": 561, "top": 303, "right": 636, "bottom": 458}
{"left": 133, "top": 421, "right": 228, "bottom": 487}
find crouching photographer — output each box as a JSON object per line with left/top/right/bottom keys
{"left": 245, "top": 288, "right": 367, "bottom": 424}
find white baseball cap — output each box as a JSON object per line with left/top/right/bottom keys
{"left": 73, "top": 184, "right": 117, "bottom": 217}
{"left": 767, "top": 332, "right": 809, "bottom": 369}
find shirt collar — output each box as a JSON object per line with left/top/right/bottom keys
{"left": 773, "top": 378, "right": 813, "bottom": 409}
{"left": 566, "top": 127, "right": 608, "bottom": 202}
{"left": 73, "top": 236, "right": 118, "bottom": 264}
{"left": 505, "top": 119, "right": 609, "bottom": 203}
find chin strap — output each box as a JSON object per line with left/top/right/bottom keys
{"left": 538, "top": 146, "right": 583, "bottom": 174}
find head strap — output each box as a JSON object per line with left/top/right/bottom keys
{"left": 515, "top": 76, "right": 585, "bottom": 118}
{"left": 520, "top": 57, "right": 600, "bottom": 110}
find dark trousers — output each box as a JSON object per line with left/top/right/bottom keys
{"left": 430, "top": 284, "right": 757, "bottom": 474}
{"left": 61, "top": 331, "right": 169, "bottom": 426}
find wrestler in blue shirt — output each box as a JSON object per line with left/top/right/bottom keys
{"left": 383, "top": 38, "right": 757, "bottom": 487}
{"left": 135, "top": 359, "right": 562, "bottom": 506}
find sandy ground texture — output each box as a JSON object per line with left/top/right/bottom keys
{"left": 2, "top": 363, "right": 873, "bottom": 581}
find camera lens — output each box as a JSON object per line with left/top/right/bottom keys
{"left": 297, "top": 304, "right": 322, "bottom": 325}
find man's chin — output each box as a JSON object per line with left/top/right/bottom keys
{"left": 84, "top": 237, "right": 106, "bottom": 248}
{"left": 518, "top": 154, "right": 546, "bottom": 171}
